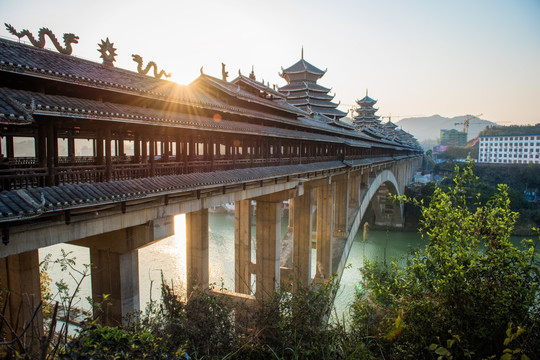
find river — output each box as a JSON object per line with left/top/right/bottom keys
{"left": 39, "top": 212, "right": 525, "bottom": 318}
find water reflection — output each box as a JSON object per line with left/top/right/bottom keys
{"left": 40, "top": 213, "right": 428, "bottom": 318}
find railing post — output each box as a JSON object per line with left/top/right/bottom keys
{"left": 105, "top": 127, "right": 112, "bottom": 181}
{"left": 46, "top": 123, "right": 57, "bottom": 186}
{"left": 149, "top": 130, "right": 155, "bottom": 177}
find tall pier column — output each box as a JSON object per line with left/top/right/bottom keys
{"left": 292, "top": 189, "right": 312, "bottom": 291}
{"left": 0, "top": 250, "right": 43, "bottom": 344}
{"left": 316, "top": 182, "right": 334, "bottom": 280}
{"left": 89, "top": 248, "right": 139, "bottom": 326}
{"left": 186, "top": 209, "right": 209, "bottom": 295}
{"left": 349, "top": 171, "right": 360, "bottom": 208}
{"left": 235, "top": 200, "right": 252, "bottom": 294}
{"left": 333, "top": 174, "right": 349, "bottom": 237}
{"left": 255, "top": 200, "right": 281, "bottom": 300}
{"left": 71, "top": 217, "right": 173, "bottom": 326}
{"left": 360, "top": 169, "right": 369, "bottom": 201}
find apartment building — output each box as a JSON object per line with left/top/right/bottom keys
{"left": 478, "top": 134, "right": 540, "bottom": 164}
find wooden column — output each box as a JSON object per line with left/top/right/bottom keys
{"left": 163, "top": 137, "right": 170, "bottom": 162}
{"left": 316, "top": 182, "right": 334, "bottom": 280}
{"left": 134, "top": 134, "right": 141, "bottom": 163}
{"left": 149, "top": 131, "right": 155, "bottom": 176}
{"left": 0, "top": 250, "right": 43, "bottom": 348}
{"left": 105, "top": 127, "right": 112, "bottom": 181}
{"left": 208, "top": 138, "right": 214, "bottom": 171}
{"left": 5, "top": 135, "right": 14, "bottom": 158}
{"left": 96, "top": 129, "right": 104, "bottom": 164}
{"left": 255, "top": 200, "right": 281, "bottom": 300}
{"left": 67, "top": 134, "right": 75, "bottom": 159}
{"left": 37, "top": 124, "right": 47, "bottom": 168}
{"left": 292, "top": 189, "right": 312, "bottom": 291}
{"left": 231, "top": 140, "right": 237, "bottom": 168}
{"left": 235, "top": 200, "right": 252, "bottom": 294}
{"left": 118, "top": 137, "right": 125, "bottom": 157}
{"left": 183, "top": 136, "right": 189, "bottom": 173}
{"left": 176, "top": 134, "right": 182, "bottom": 164}
{"left": 186, "top": 209, "right": 209, "bottom": 295}
{"left": 46, "top": 124, "right": 57, "bottom": 186}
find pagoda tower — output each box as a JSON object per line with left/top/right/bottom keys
{"left": 353, "top": 90, "right": 382, "bottom": 132}
{"left": 278, "top": 50, "right": 346, "bottom": 121}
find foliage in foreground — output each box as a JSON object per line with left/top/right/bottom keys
{"left": 352, "top": 161, "right": 540, "bottom": 359}
{"left": 3, "top": 161, "right": 538, "bottom": 359}
{"left": 124, "top": 278, "right": 366, "bottom": 359}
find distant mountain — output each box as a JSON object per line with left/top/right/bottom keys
{"left": 396, "top": 115, "right": 497, "bottom": 142}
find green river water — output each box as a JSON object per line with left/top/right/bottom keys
{"left": 39, "top": 212, "right": 525, "bottom": 317}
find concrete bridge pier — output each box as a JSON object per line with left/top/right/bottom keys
{"left": 291, "top": 188, "right": 313, "bottom": 292}
{"left": 315, "top": 181, "right": 334, "bottom": 281}
{"left": 348, "top": 171, "right": 360, "bottom": 208}
{"left": 186, "top": 209, "right": 209, "bottom": 296}
{"left": 255, "top": 199, "right": 282, "bottom": 300}
{"left": 234, "top": 200, "right": 252, "bottom": 295}
{"left": 333, "top": 174, "right": 350, "bottom": 238}
{"left": 0, "top": 249, "right": 43, "bottom": 343}
{"left": 71, "top": 217, "right": 174, "bottom": 325}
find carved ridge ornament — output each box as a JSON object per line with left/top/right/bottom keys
{"left": 132, "top": 54, "right": 171, "bottom": 79}
{"left": 98, "top": 38, "right": 117, "bottom": 66}
{"left": 221, "top": 62, "right": 228, "bottom": 81}
{"left": 5, "top": 23, "right": 79, "bottom": 55}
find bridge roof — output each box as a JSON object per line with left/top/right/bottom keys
{"left": 0, "top": 38, "right": 383, "bottom": 147}
{"left": 0, "top": 37, "right": 420, "bottom": 153}
{"left": 0, "top": 87, "right": 370, "bottom": 145}
{"left": 230, "top": 74, "right": 287, "bottom": 100}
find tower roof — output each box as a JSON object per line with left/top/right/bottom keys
{"left": 280, "top": 58, "right": 326, "bottom": 77}
{"left": 356, "top": 95, "right": 377, "bottom": 106}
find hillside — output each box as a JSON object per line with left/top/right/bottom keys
{"left": 396, "top": 115, "right": 496, "bottom": 142}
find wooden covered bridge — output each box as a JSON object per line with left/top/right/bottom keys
{"left": 0, "top": 33, "right": 422, "bottom": 338}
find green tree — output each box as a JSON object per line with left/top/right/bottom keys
{"left": 352, "top": 161, "right": 539, "bottom": 359}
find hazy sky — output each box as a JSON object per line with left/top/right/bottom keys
{"left": 1, "top": 0, "right": 539, "bottom": 125}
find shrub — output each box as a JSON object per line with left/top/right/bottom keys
{"left": 352, "top": 160, "right": 540, "bottom": 359}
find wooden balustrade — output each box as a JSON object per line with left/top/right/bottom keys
{"left": 0, "top": 167, "right": 48, "bottom": 191}
{"left": 154, "top": 162, "right": 183, "bottom": 176}
{"left": 56, "top": 165, "right": 106, "bottom": 184}
{"left": 9, "top": 157, "right": 38, "bottom": 167}
{"left": 112, "top": 164, "right": 150, "bottom": 180}
{"left": 0, "top": 150, "right": 410, "bottom": 191}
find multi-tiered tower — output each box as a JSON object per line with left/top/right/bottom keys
{"left": 278, "top": 50, "right": 346, "bottom": 121}
{"left": 353, "top": 91, "right": 382, "bottom": 132}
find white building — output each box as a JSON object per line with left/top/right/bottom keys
{"left": 478, "top": 134, "right": 540, "bottom": 164}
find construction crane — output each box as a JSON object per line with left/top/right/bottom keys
{"left": 454, "top": 113, "right": 483, "bottom": 134}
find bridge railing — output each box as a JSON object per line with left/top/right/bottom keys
{"left": 0, "top": 167, "right": 48, "bottom": 191}
{"left": 56, "top": 165, "right": 106, "bottom": 184}
{"left": 112, "top": 164, "right": 150, "bottom": 180}
{"left": 155, "top": 162, "right": 183, "bottom": 176}
{"left": 0, "top": 153, "right": 417, "bottom": 191}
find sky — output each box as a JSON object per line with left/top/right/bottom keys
{"left": 1, "top": 0, "right": 539, "bottom": 126}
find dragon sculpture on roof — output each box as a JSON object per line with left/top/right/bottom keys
{"left": 132, "top": 54, "right": 171, "bottom": 79}
{"left": 5, "top": 23, "right": 78, "bottom": 55}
